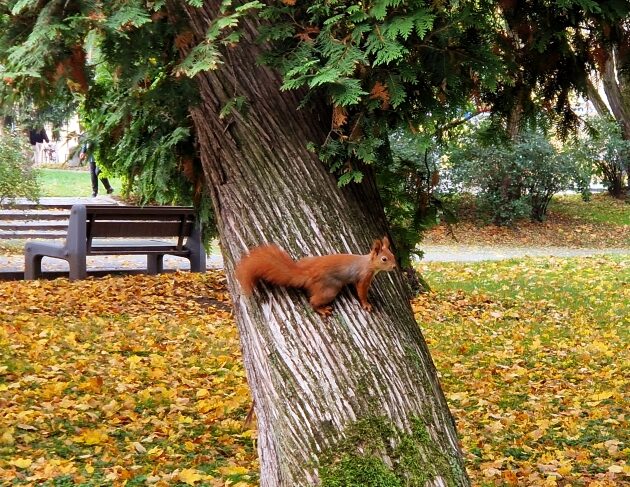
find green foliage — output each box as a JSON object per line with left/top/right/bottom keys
{"left": 448, "top": 124, "right": 584, "bottom": 224}
{"left": 176, "top": 1, "right": 263, "bottom": 77}
{"left": 259, "top": 0, "right": 501, "bottom": 179}
{"left": 1, "top": 0, "right": 628, "bottom": 251}
{"left": 0, "top": 131, "right": 40, "bottom": 205}
{"left": 481, "top": 0, "right": 630, "bottom": 135}
{"left": 377, "top": 128, "right": 439, "bottom": 268}
{"left": 578, "top": 116, "right": 630, "bottom": 197}
{"left": 517, "top": 131, "right": 586, "bottom": 221}
{"left": 79, "top": 5, "right": 216, "bottom": 237}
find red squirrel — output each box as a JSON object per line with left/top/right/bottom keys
{"left": 235, "top": 236, "right": 397, "bottom": 316}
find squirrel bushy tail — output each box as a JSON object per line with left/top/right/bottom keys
{"left": 235, "top": 244, "right": 307, "bottom": 295}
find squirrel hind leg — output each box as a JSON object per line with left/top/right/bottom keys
{"left": 308, "top": 285, "right": 340, "bottom": 317}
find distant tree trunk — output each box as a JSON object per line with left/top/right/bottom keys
{"left": 594, "top": 48, "right": 630, "bottom": 197}
{"left": 601, "top": 49, "right": 630, "bottom": 140}
{"left": 506, "top": 87, "right": 527, "bottom": 140}
{"left": 172, "top": 2, "right": 469, "bottom": 485}
{"left": 586, "top": 77, "right": 612, "bottom": 118}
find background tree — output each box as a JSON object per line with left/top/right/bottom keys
{"left": 485, "top": 0, "right": 628, "bottom": 139}
{"left": 448, "top": 122, "right": 589, "bottom": 225}
{"left": 585, "top": 17, "right": 630, "bottom": 196}
{"left": 579, "top": 115, "right": 630, "bottom": 196}
{"left": 0, "top": 131, "right": 40, "bottom": 205}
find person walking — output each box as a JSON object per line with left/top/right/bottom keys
{"left": 28, "top": 127, "right": 49, "bottom": 163}
{"left": 79, "top": 140, "right": 114, "bottom": 197}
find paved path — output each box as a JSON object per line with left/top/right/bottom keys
{"left": 0, "top": 253, "right": 224, "bottom": 275}
{"left": 420, "top": 244, "right": 630, "bottom": 262}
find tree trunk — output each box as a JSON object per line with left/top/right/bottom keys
{"left": 586, "top": 77, "right": 612, "bottom": 118}
{"left": 601, "top": 49, "right": 630, "bottom": 141}
{"left": 173, "top": 2, "right": 469, "bottom": 485}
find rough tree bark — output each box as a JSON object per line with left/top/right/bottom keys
{"left": 173, "top": 2, "right": 469, "bottom": 485}
{"left": 586, "top": 48, "right": 630, "bottom": 198}
{"left": 586, "top": 77, "right": 612, "bottom": 119}
{"left": 601, "top": 48, "right": 630, "bottom": 141}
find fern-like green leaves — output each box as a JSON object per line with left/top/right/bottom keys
{"left": 262, "top": 0, "right": 498, "bottom": 187}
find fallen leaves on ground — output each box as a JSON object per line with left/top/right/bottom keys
{"left": 426, "top": 194, "right": 630, "bottom": 249}
{"left": 0, "top": 271, "right": 257, "bottom": 486}
{"left": 1, "top": 256, "right": 628, "bottom": 486}
{"left": 417, "top": 256, "right": 629, "bottom": 486}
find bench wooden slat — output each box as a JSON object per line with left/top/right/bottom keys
{"left": 86, "top": 214, "right": 194, "bottom": 222}
{"left": 86, "top": 206, "right": 196, "bottom": 217}
{"left": 89, "top": 221, "right": 194, "bottom": 238}
{"left": 88, "top": 247, "right": 189, "bottom": 255}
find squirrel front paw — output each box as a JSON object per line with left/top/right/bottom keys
{"left": 362, "top": 302, "right": 373, "bottom": 312}
{"left": 316, "top": 306, "right": 333, "bottom": 317}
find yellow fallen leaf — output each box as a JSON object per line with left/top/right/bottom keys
{"left": 0, "top": 428, "right": 15, "bottom": 445}
{"left": 9, "top": 458, "right": 32, "bottom": 469}
{"left": 127, "top": 355, "right": 143, "bottom": 368}
{"left": 75, "top": 428, "right": 109, "bottom": 445}
{"left": 178, "top": 468, "right": 204, "bottom": 485}
{"left": 147, "top": 446, "right": 164, "bottom": 458}
{"left": 557, "top": 465, "right": 572, "bottom": 476}
{"left": 196, "top": 388, "right": 210, "bottom": 398}
{"left": 608, "top": 465, "right": 623, "bottom": 473}
{"left": 590, "top": 391, "right": 614, "bottom": 401}
{"left": 218, "top": 465, "right": 249, "bottom": 476}
{"left": 85, "top": 464, "right": 95, "bottom": 474}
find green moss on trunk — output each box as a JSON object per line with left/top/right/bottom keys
{"left": 319, "top": 416, "right": 465, "bottom": 487}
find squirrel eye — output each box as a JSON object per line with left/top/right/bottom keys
{"left": 381, "top": 256, "right": 388, "bottom": 262}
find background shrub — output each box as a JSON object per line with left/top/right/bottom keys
{"left": 0, "top": 132, "right": 41, "bottom": 205}
{"left": 448, "top": 125, "right": 586, "bottom": 224}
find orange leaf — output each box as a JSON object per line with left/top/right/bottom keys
{"left": 370, "top": 81, "right": 390, "bottom": 109}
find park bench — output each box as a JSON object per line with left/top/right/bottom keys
{"left": 24, "top": 204, "right": 206, "bottom": 280}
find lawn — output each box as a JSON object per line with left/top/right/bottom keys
{"left": 37, "top": 168, "right": 122, "bottom": 198}
{"left": 426, "top": 193, "right": 630, "bottom": 249}
{"left": 550, "top": 193, "right": 630, "bottom": 226}
{"left": 1, "top": 256, "right": 628, "bottom": 486}
{"left": 417, "top": 256, "right": 629, "bottom": 486}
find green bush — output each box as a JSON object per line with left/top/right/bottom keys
{"left": 448, "top": 126, "right": 585, "bottom": 224}
{"left": 578, "top": 116, "right": 630, "bottom": 198}
{"left": 0, "top": 132, "right": 41, "bottom": 205}
{"left": 518, "top": 131, "right": 587, "bottom": 222}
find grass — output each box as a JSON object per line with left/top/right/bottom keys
{"left": 37, "top": 168, "right": 122, "bottom": 197}
{"left": 419, "top": 255, "right": 630, "bottom": 320}
{"left": 550, "top": 193, "right": 630, "bottom": 226}
{"left": 416, "top": 255, "right": 629, "bottom": 485}
{"left": 445, "top": 192, "right": 629, "bottom": 227}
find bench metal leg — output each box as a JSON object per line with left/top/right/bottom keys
{"left": 147, "top": 254, "right": 164, "bottom": 275}
{"left": 188, "top": 241, "right": 206, "bottom": 273}
{"left": 24, "top": 253, "right": 43, "bottom": 280}
{"left": 68, "top": 255, "right": 87, "bottom": 280}
{"left": 189, "top": 253, "right": 206, "bottom": 273}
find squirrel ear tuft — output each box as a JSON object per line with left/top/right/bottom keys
{"left": 372, "top": 239, "right": 383, "bottom": 254}
{"left": 382, "top": 236, "right": 390, "bottom": 249}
